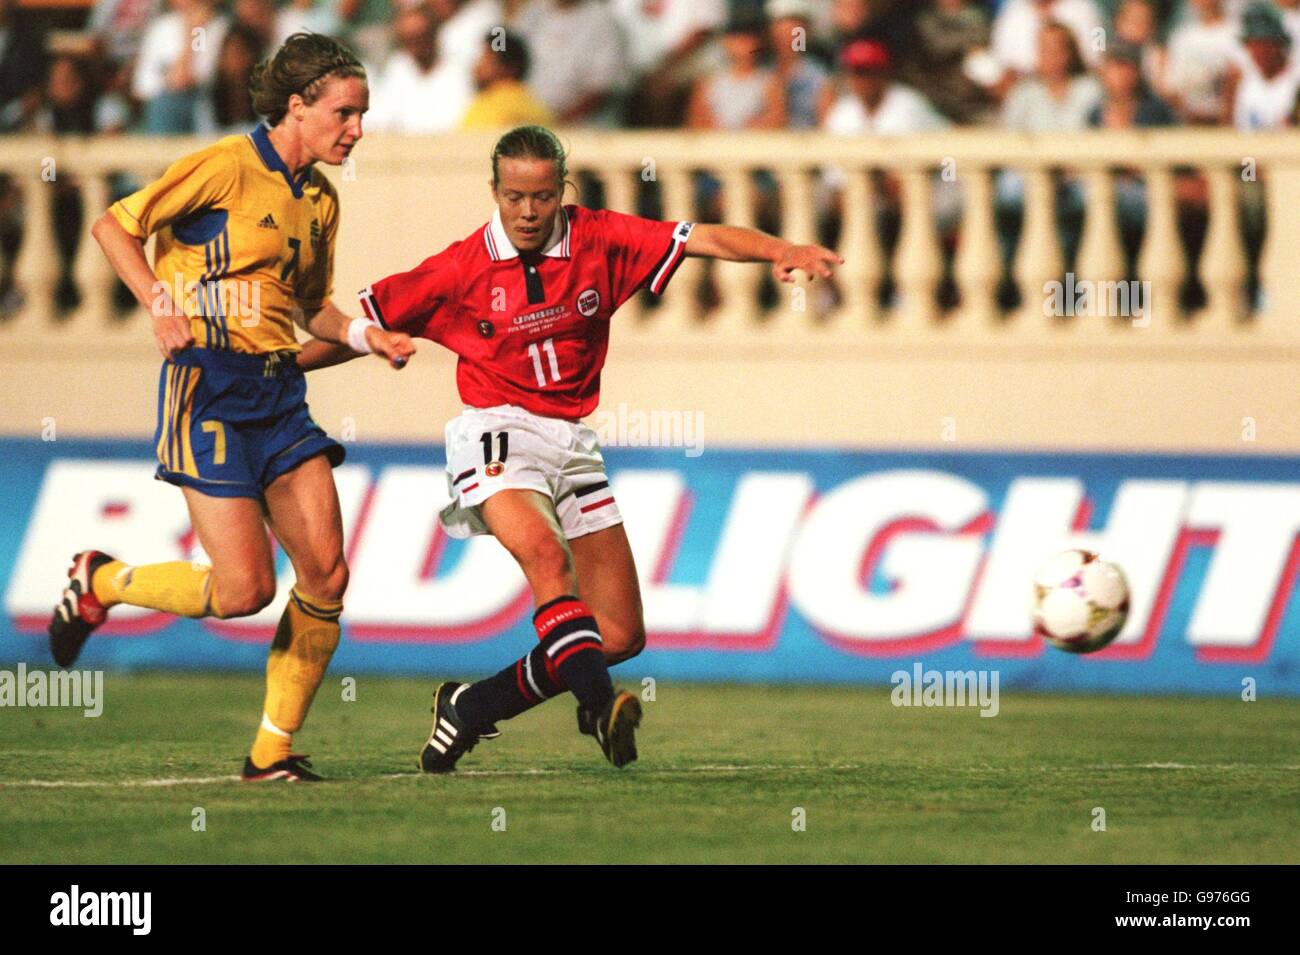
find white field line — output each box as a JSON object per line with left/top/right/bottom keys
{"left": 2, "top": 762, "right": 1298, "bottom": 789}
{"left": 3, "top": 775, "right": 242, "bottom": 788}
{"left": 1085, "top": 762, "right": 1300, "bottom": 771}
{"left": 0, "top": 764, "right": 862, "bottom": 788}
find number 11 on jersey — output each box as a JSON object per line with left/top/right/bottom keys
{"left": 528, "top": 337, "right": 560, "bottom": 387}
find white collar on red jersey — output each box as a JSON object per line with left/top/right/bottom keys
{"left": 484, "top": 207, "right": 571, "bottom": 262}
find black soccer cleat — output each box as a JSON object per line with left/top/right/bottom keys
{"left": 418, "top": 681, "right": 498, "bottom": 774}
{"left": 241, "top": 753, "right": 323, "bottom": 782}
{"left": 48, "top": 551, "right": 116, "bottom": 668}
{"left": 579, "top": 690, "right": 642, "bottom": 768}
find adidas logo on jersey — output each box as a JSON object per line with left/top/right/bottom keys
{"left": 258, "top": 214, "right": 278, "bottom": 229}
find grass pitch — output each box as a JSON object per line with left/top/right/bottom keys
{"left": 1, "top": 672, "right": 1297, "bottom": 864}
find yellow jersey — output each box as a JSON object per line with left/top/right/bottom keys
{"left": 110, "top": 123, "right": 339, "bottom": 354}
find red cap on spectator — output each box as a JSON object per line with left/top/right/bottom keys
{"left": 840, "top": 39, "right": 891, "bottom": 73}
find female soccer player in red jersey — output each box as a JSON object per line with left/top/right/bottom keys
{"left": 51, "top": 34, "right": 415, "bottom": 782}
{"left": 300, "top": 125, "right": 841, "bottom": 770}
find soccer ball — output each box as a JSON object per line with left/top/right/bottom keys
{"left": 1031, "top": 549, "right": 1130, "bottom": 654}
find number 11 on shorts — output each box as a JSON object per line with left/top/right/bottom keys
{"left": 481, "top": 430, "right": 509, "bottom": 466}
{"left": 528, "top": 337, "right": 560, "bottom": 387}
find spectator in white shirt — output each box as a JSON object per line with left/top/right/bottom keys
{"left": 368, "top": 3, "right": 474, "bottom": 132}
{"left": 133, "top": 0, "right": 228, "bottom": 133}
{"left": 818, "top": 38, "right": 950, "bottom": 136}
{"left": 1162, "top": 0, "right": 1243, "bottom": 124}
{"left": 609, "top": 0, "right": 724, "bottom": 77}
{"left": 87, "top": 0, "right": 160, "bottom": 66}
{"left": 688, "top": 6, "right": 784, "bottom": 131}
{"left": 432, "top": 0, "right": 503, "bottom": 74}
{"left": 817, "top": 38, "right": 957, "bottom": 308}
{"left": 991, "top": 0, "right": 1105, "bottom": 82}
{"left": 272, "top": 0, "right": 344, "bottom": 51}
{"left": 1227, "top": 1, "right": 1300, "bottom": 130}
{"left": 1000, "top": 19, "right": 1102, "bottom": 132}
{"left": 511, "top": 0, "right": 624, "bottom": 125}
{"left": 995, "top": 21, "right": 1100, "bottom": 298}
{"left": 610, "top": 0, "right": 726, "bottom": 126}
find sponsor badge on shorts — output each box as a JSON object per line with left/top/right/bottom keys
{"left": 485, "top": 461, "right": 504, "bottom": 477}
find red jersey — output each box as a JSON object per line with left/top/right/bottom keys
{"left": 359, "top": 205, "right": 693, "bottom": 420}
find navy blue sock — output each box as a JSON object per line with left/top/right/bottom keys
{"left": 455, "top": 595, "right": 613, "bottom": 731}
{"left": 455, "top": 642, "right": 564, "bottom": 732}
{"left": 531, "top": 595, "right": 613, "bottom": 712}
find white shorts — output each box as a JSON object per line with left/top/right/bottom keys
{"left": 439, "top": 404, "right": 623, "bottom": 541}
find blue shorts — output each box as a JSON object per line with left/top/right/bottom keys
{"left": 153, "top": 347, "right": 344, "bottom": 499}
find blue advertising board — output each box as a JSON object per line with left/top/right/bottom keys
{"left": 2, "top": 437, "right": 1297, "bottom": 694}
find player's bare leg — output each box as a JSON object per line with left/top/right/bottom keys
{"left": 241, "top": 454, "right": 349, "bottom": 780}
{"left": 420, "top": 488, "right": 640, "bottom": 771}
{"left": 180, "top": 490, "right": 278, "bottom": 618}
{"left": 49, "top": 490, "right": 274, "bottom": 668}
{"left": 263, "top": 454, "right": 349, "bottom": 605}
{"left": 569, "top": 522, "right": 646, "bottom": 665}
{"left": 175, "top": 489, "right": 316, "bottom": 780}
{"left": 479, "top": 488, "right": 577, "bottom": 605}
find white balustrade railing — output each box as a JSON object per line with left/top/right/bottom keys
{"left": 2, "top": 130, "right": 1299, "bottom": 353}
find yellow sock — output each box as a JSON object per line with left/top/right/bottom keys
{"left": 250, "top": 586, "right": 342, "bottom": 769}
{"left": 251, "top": 716, "right": 293, "bottom": 769}
{"left": 91, "top": 560, "right": 218, "bottom": 617}
{"left": 90, "top": 561, "right": 127, "bottom": 606}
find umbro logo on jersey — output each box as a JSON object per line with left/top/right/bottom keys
{"left": 258, "top": 214, "right": 278, "bottom": 229}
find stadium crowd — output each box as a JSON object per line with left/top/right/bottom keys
{"left": 0, "top": 0, "right": 1291, "bottom": 315}
{"left": 2, "top": 0, "right": 1299, "bottom": 136}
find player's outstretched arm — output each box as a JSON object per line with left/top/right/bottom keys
{"left": 296, "top": 300, "right": 416, "bottom": 371}
{"left": 683, "top": 223, "right": 843, "bottom": 284}
{"left": 296, "top": 338, "right": 369, "bottom": 372}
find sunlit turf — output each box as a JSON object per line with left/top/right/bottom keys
{"left": 1, "top": 673, "right": 1297, "bottom": 863}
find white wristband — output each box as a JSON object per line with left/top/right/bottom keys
{"left": 347, "top": 317, "right": 377, "bottom": 354}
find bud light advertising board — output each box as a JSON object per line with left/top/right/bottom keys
{"left": 1, "top": 438, "right": 1296, "bottom": 695}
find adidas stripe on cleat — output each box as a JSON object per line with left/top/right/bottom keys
{"left": 241, "top": 754, "right": 323, "bottom": 782}
{"left": 48, "top": 551, "right": 115, "bottom": 668}
{"left": 419, "top": 681, "right": 497, "bottom": 774}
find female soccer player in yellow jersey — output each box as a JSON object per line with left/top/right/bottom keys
{"left": 47, "top": 33, "right": 416, "bottom": 782}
